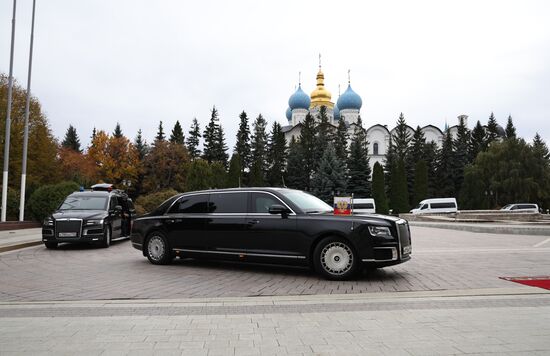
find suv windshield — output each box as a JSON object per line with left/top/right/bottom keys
{"left": 59, "top": 196, "right": 108, "bottom": 210}
{"left": 281, "top": 190, "right": 333, "bottom": 213}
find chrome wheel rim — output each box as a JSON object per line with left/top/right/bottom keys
{"left": 148, "top": 236, "right": 165, "bottom": 261}
{"left": 321, "top": 242, "right": 353, "bottom": 275}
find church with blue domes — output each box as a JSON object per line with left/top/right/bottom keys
{"left": 282, "top": 63, "right": 465, "bottom": 170}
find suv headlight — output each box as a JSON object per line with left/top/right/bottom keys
{"left": 43, "top": 218, "right": 53, "bottom": 226}
{"left": 368, "top": 226, "right": 393, "bottom": 238}
{"left": 86, "top": 219, "right": 104, "bottom": 226}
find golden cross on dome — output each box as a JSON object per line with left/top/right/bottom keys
{"left": 298, "top": 71, "right": 301, "bottom": 86}
{"left": 348, "top": 69, "right": 351, "bottom": 84}
{"left": 319, "top": 53, "right": 322, "bottom": 69}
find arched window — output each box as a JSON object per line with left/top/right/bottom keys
{"left": 373, "top": 142, "right": 379, "bottom": 155}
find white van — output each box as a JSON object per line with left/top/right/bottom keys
{"left": 352, "top": 198, "right": 376, "bottom": 214}
{"left": 410, "top": 198, "right": 458, "bottom": 214}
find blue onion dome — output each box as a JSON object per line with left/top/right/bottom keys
{"left": 333, "top": 104, "right": 340, "bottom": 120}
{"left": 285, "top": 107, "right": 292, "bottom": 121}
{"left": 288, "top": 85, "right": 311, "bottom": 110}
{"left": 337, "top": 84, "right": 362, "bottom": 110}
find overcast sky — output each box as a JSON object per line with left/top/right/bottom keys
{"left": 1, "top": 0, "right": 549, "bottom": 149}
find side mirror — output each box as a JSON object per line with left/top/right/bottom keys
{"left": 268, "top": 204, "right": 289, "bottom": 215}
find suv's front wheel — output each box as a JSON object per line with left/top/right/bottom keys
{"left": 101, "top": 225, "right": 111, "bottom": 248}
{"left": 145, "top": 232, "right": 172, "bottom": 265}
{"left": 313, "top": 237, "right": 358, "bottom": 280}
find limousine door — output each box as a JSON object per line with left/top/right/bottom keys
{"left": 165, "top": 194, "right": 209, "bottom": 250}
{"left": 245, "top": 192, "right": 304, "bottom": 259}
{"left": 205, "top": 192, "right": 249, "bottom": 253}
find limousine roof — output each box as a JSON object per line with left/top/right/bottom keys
{"left": 176, "top": 187, "right": 297, "bottom": 195}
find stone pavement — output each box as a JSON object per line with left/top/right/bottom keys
{"left": 1, "top": 290, "right": 550, "bottom": 355}
{"left": 0, "top": 228, "right": 42, "bottom": 252}
{"left": 1, "top": 226, "right": 550, "bottom": 301}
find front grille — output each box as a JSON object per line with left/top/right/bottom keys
{"left": 55, "top": 219, "right": 82, "bottom": 238}
{"left": 397, "top": 220, "right": 412, "bottom": 256}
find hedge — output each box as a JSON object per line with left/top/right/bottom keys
{"left": 27, "top": 181, "right": 80, "bottom": 221}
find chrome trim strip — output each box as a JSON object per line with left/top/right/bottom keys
{"left": 164, "top": 190, "right": 296, "bottom": 217}
{"left": 362, "top": 247, "right": 398, "bottom": 262}
{"left": 173, "top": 248, "right": 306, "bottom": 259}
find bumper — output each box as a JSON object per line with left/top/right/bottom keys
{"left": 42, "top": 226, "right": 106, "bottom": 244}
{"left": 130, "top": 233, "right": 144, "bottom": 253}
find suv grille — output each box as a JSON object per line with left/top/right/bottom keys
{"left": 397, "top": 221, "right": 412, "bottom": 256}
{"left": 56, "top": 219, "right": 82, "bottom": 238}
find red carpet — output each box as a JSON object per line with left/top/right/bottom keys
{"left": 500, "top": 276, "right": 550, "bottom": 290}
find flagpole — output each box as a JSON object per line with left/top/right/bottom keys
{"left": 19, "top": 0, "right": 37, "bottom": 221}
{"left": 1, "top": 0, "right": 17, "bottom": 222}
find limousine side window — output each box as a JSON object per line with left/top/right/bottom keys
{"left": 208, "top": 192, "right": 248, "bottom": 213}
{"left": 250, "top": 192, "right": 280, "bottom": 213}
{"left": 168, "top": 194, "right": 209, "bottom": 214}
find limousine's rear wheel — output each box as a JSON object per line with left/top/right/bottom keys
{"left": 145, "top": 232, "right": 172, "bottom": 265}
{"left": 314, "top": 237, "right": 358, "bottom": 280}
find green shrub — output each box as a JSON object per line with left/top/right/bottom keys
{"left": 135, "top": 189, "right": 178, "bottom": 215}
{"left": 27, "top": 181, "right": 80, "bottom": 221}
{"left": 0, "top": 186, "right": 21, "bottom": 220}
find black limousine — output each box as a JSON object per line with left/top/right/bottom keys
{"left": 130, "top": 188, "right": 411, "bottom": 280}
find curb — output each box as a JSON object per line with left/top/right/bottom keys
{"left": 409, "top": 221, "right": 550, "bottom": 236}
{"left": 0, "top": 241, "right": 42, "bottom": 253}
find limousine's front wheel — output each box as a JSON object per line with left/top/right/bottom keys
{"left": 313, "top": 237, "right": 358, "bottom": 280}
{"left": 145, "top": 232, "right": 172, "bottom": 265}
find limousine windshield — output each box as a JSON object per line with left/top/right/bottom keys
{"left": 280, "top": 190, "right": 333, "bottom": 213}
{"left": 59, "top": 196, "right": 108, "bottom": 210}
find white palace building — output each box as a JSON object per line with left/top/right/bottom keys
{"left": 282, "top": 64, "right": 476, "bottom": 170}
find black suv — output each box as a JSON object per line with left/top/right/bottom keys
{"left": 42, "top": 184, "right": 135, "bottom": 249}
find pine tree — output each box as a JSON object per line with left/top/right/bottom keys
{"left": 452, "top": 116, "right": 470, "bottom": 194}
{"left": 533, "top": 133, "right": 550, "bottom": 161}
{"left": 113, "top": 123, "right": 123, "bottom": 138}
{"left": 469, "top": 120, "right": 486, "bottom": 161}
{"left": 155, "top": 121, "right": 166, "bottom": 142}
{"left": 413, "top": 160, "right": 428, "bottom": 207}
{"left": 423, "top": 141, "right": 439, "bottom": 197}
{"left": 346, "top": 116, "right": 370, "bottom": 197}
{"left": 408, "top": 126, "right": 426, "bottom": 165}
{"left": 312, "top": 143, "right": 347, "bottom": 204}
{"left": 392, "top": 113, "right": 412, "bottom": 159}
{"left": 286, "top": 137, "right": 308, "bottom": 189}
{"left": 61, "top": 124, "right": 82, "bottom": 152}
{"left": 299, "top": 113, "right": 316, "bottom": 190}
{"left": 134, "top": 129, "right": 148, "bottom": 160}
{"left": 486, "top": 112, "right": 499, "bottom": 145}
{"left": 169, "top": 120, "right": 185, "bottom": 145}
{"left": 249, "top": 114, "right": 268, "bottom": 186}
{"left": 210, "top": 162, "right": 227, "bottom": 189}
{"left": 390, "top": 159, "right": 409, "bottom": 214}
{"left": 372, "top": 162, "right": 389, "bottom": 214}
{"left": 436, "top": 130, "right": 455, "bottom": 197}
{"left": 505, "top": 115, "right": 516, "bottom": 139}
{"left": 202, "top": 106, "right": 228, "bottom": 166}
{"left": 91, "top": 127, "right": 97, "bottom": 141}
{"left": 234, "top": 111, "right": 251, "bottom": 173}
{"left": 186, "top": 118, "right": 201, "bottom": 160}
{"left": 266, "top": 122, "right": 287, "bottom": 187}
{"left": 314, "top": 105, "right": 333, "bottom": 164}
{"left": 226, "top": 154, "right": 242, "bottom": 188}
{"left": 334, "top": 118, "right": 349, "bottom": 163}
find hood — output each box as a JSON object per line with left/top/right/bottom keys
{"left": 51, "top": 210, "right": 108, "bottom": 220}
{"left": 311, "top": 211, "right": 403, "bottom": 226}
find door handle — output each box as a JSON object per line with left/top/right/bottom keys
{"left": 247, "top": 219, "right": 260, "bottom": 225}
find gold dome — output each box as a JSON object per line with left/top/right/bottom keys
{"left": 310, "top": 68, "right": 334, "bottom": 109}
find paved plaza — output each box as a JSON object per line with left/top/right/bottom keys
{"left": 1, "top": 226, "right": 550, "bottom": 355}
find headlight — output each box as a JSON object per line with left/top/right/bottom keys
{"left": 43, "top": 218, "right": 53, "bottom": 226}
{"left": 368, "top": 226, "right": 393, "bottom": 237}
{"left": 86, "top": 219, "right": 104, "bottom": 225}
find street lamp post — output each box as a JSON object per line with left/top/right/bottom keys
{"left": 19, "top": 0, "right": 37, "bottom": 221}
{"left": 1, "top": 0, "right": 17, "bottom": 222}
